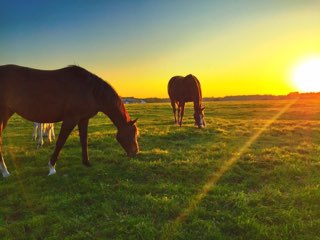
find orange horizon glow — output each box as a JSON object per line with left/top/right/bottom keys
{"left": 99, "top": 9, "right": 320, "bottom": 98}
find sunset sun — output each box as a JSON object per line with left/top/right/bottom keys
{"left": 292, "top": 57, "right": 320, "bottom": 93}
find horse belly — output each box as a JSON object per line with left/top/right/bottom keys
{"left": 8, "top": 91, "right": 70, "bottom": 122}
{"left": 14, "top": 105, "right": 95, "bottom": 123}
{"left": 13, "top": 102, "right": 66, "bottom": 123}
{"left": 170, "top": 86, "right": 193, "bottom": 103}
{"left": 175, "top": 95, "right": 193, "bottom": 103}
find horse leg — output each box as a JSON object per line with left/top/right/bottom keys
{"left": 170, "top": 100, "right": 177, "bottom": 124}
{"left": 177, "top": 104, "right": 181, "bottom": 126}
{"left": 47, "top": 123, "right": 55, "bottom": 143}
{"left": 78, "top": 118, "right": 91, "bottom": 167}
{"left": 0, "top": 124, "right": 9, "bottom": 177}
{"left": 37, "top": 123, "right": 44, "bottom": 148}
{"left": 43, "top": 123, "right": 48, "bottom": 137}
{"left": 32, "top": 122, "right": 38, "bottom": 141}
{"left": 179, "top": 102, "right": 185, "bottom": 126}
{"left": 48, "top": 119, "right": 77, "bottom": 175}
{"left": 0, "top": 108, "right": 14, "bottom": 177}
{"left": 51, "top": 124, "right": 55, "bottom": 140}
{"left": 47, "top": 127, "right": 52, "bottom": 144}
{"left": 46, "top": 124, "right": 52, "bottom": 144}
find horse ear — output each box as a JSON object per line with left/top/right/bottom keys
{"left": 131, "top": 118, "right": 139, "bottom": 125}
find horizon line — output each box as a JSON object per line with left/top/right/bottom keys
{"left": 122, "top": 91, "right": 320, "bottom": 100}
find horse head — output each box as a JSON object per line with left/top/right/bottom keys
{"left": 116, "top": 118, "right": 139, "bottom": 157}
{"left": 194, "top": 106, "right": 205, "bottom": 129}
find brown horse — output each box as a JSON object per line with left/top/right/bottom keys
{"left": 0, "top": 64, "right": 139, "bottom": 177}
{"left": 168, "top": 74, "right": 205, "bottom": 128}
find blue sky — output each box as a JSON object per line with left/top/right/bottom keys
{"left": 1, "top": 0, "right": 320, "bottom": 97}
{"left": 1, "top": 0, "right": 308, "bottom": 66}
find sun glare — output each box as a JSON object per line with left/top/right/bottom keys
{"left": 292, "top": 57, "right": 320, "bottom": 93}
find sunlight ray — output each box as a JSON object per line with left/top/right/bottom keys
{"left": 161, "top": 99, "right": 297, "bottom": 240}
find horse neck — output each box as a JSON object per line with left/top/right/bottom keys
{"left": 96, "top": 81, "right": 130, "bottom": 129}
{"left": 193, "top": 103, "right": 202, "bottom": 114}
{"left": 192, "top": 78, "right": 202, "bottom": 112}
{"left": 106, "top": 102, "right": 131, "bottom": 129}
{"left": 193, "top": 95, "right": 202, "bottom": 112}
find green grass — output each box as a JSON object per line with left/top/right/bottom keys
{"left": 0, "top": 99, "right": 320, "bottom": 239}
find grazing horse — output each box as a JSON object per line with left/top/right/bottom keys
{"left": 32, "top": 122, "right": 55, "bottom": 147}
{"left": 0, "top": 64, "right": 139, "bottom": 177}
{"left": 168, "top": 74, "right": 205, "bottom": 128}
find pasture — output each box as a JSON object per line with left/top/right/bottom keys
{"left": 0, "top": 99, "right": 319, "bottom": 239}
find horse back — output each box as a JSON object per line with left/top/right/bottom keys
{"left": 168, "top": 74, "right": 202, "bottom": 103}
{"left": 0, "top": 64, "right": 98, "bottom": 122}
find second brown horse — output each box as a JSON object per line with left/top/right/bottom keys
{"left": 168, "top": 74, "right": 205, "bottom": 128}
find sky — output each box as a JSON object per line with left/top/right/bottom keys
{"left": 1, "top": 0, "right": 320, "bottom": 98}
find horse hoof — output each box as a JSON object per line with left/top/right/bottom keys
{"left": 48, "top": 168, "right": 56, "bottom": 176}
{"left": 48, "top": 162, "right": 56, "bottom": 176}
{"left": 2, "top": 171, "right": 10, "bottom": 178}
{"left": 0, "top": 163, "right": 10, "bottom": 178}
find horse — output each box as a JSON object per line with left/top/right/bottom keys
{"left": 42, "top": 123, "right": 55, "bottom": 143}
{"left": 32, "top": 122, "right": 55, "bottom": 147}
{"left": 168, "top": 74, "right": 205, "bottom": 128}
{"left": 0, "top": 64, "right": 139, "bottom": 177}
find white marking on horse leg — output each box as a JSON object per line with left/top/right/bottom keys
{"left": 0, "top": 161, "right": 10, "bottom": 178}
{"left": 48, "top": 162, "right": 56, "bottom": 176}
{"left": 32, "top": 122, "right": 38, "bottom": 141}
{"left": 37, "top": 123, "right": 44, "bottom": 147}
{"left": 199, "top": 114, "right": 205, "bottom": 128}
{"left": 37, "top": 140, "right": 44, "bottom": 148}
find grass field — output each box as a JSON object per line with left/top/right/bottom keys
{"left": 0, "top": 99, "right": 320, "bottom": 240}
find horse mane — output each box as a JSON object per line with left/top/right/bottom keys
{"left": 84, "top": 67, "right": 131, "bottom": 124}
{"left": 186, "top": 74, "right": 203, "bottom": 107}
{"left": 64, "top": 66, "right": 114, "bottom": 99}
{"left": 188, "top": 74, "right": 202, "bottom": 102}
